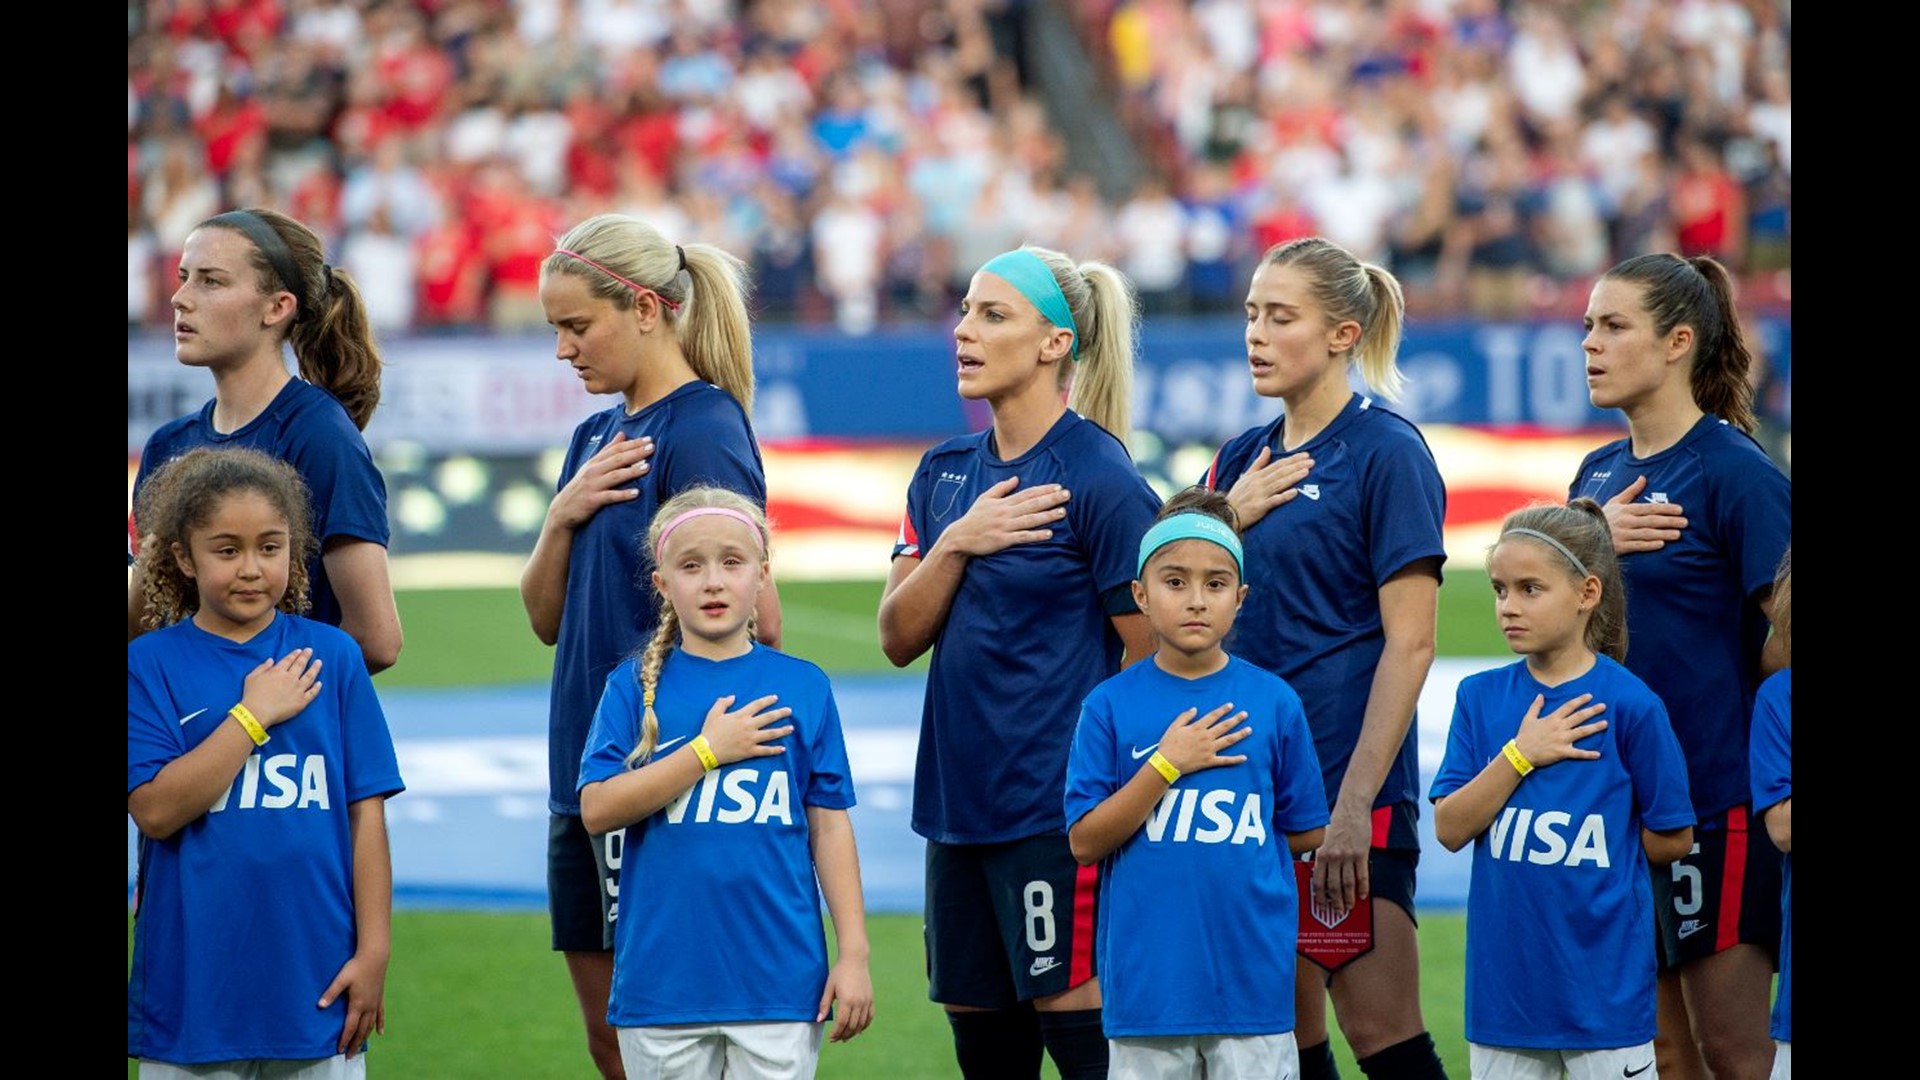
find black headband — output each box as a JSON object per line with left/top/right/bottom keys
{"left": 676, "top": 244, "right": 686, "bottom": 273}
{"left": 205, "top": 210, "right": 307, "bottom": 314}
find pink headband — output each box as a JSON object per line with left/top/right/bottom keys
{"left": 655, "top": 507, "right": 765, "bottom": 561}
{"left": 554, "top": 247, "right": 682, "bottom": 311}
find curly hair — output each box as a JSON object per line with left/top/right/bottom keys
{"left": 133, "top": 448, "right": 315, "bottom": 628}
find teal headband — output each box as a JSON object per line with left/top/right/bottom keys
{"left": 1137, "top": 513, "right": 1245, "bottom": 580}
{"left": 979, "top": 248, "right": 1079, "bottom": 361}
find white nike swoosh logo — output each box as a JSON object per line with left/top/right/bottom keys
{"left": 1130, "top": 743, "right": 1159, "bottom": 760}
{"left": 655, "top": 736, "right": 688, "bottom": 753}
{"left": 178, "top": 707, "right": 209, "bottom": 726}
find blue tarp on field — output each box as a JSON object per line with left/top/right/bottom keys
{"left": 130, "top": 664, "right": 1492, "bottom": 914}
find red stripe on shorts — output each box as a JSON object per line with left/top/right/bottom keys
{"left": 1715, "top": 806, "right": 1749, "bottom": 953}
{"left": 1371, "top": 805, "right": 1391, "bottom": 849}
{"left": 1069, "top": 862, "right": 1099, "bottom": 986}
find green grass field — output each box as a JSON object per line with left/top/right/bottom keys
{"left": 131, "top": 911, "right": 1470, "bottom": 1078}
{"left": 383, "top": 569, "right": 1509, "bottom": 688}
{"left": 132, "top": 574, "right": 1500, "bottom": 1076}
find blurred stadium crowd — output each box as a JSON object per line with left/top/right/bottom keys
{"left": 128, "top": 0, "right": 1789, "bottom": 335}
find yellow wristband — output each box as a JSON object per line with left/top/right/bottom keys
{"left": 1502, "top": 739, "right": 1534, "bottom": 778}
{"left": 230, "top": 703, "right": 270, "bottom": 747}
{"left": 1147, "top": 750, "right": 1181, "bottom": 784}
{"left": 690, "top": 735, "right": 720, "bottom": 773}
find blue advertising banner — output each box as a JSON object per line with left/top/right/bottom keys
{"left": 129, "top": 316, "right": 1789, "bottom": 452}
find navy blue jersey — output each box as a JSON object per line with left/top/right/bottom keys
{"left": 578, "top": 644, "right": 855, "bottom": 1026}
{"left": 128, "top": 613, "right": 405, "bottom": 1064}
{"left": 1569, "top": 414, "right": 1790, "bottom": 818}
{"left": 1749, "top": 668, "right": 1791, "bottom": 1043}
{"left": 1430, "top": 657, "right": 1692, "bottom": 1050}
{"left": 135, "top": 379, "right": 389, "bottom": 629}
{"left": 893, "top": 410, "right": 1161, "bottom": 843}
{"left": 1065, "top": 657, "right": 1327, "bottom": 1037}
{"left": 1203, "top": 394, "right": 1447, "bottom": 809}
{"left": 547, "top": 380, "right": 766, "bottom": 814}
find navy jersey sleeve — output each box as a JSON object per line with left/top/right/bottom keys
{"left": 286, "top": 403, "right": 390, "bottom": 547}
{"left": 1430, "top": 675, "right": 1487, "bottom": 802}
{"left": 1616, "top": 684, "right": 1694, "bottom": 832}
{"left": 1270, "top": 692, "right": 1330, "bottom": 834}
{"left": 1749, "top": 672, "right": 1791, "bottom": 814}
{"left": 1070, "top": 439, "right": 1162, "bottom": 597}
{"left": 1363, "top": 430, "right": 1448, "bottom": 587}
{"left": 128, "top": 648, "right": 185, "bottom": 795}
{"left": 804, "top": 680, "right": 856, "bottom": 810}
{"left": 892, "top": 453, "right": 934, "bottom": 560}
{"left": 579, "top": 662, "right": 645, "bottom": 790}
{"left": 658, "top": 395, "right": 767, "bottom": 503}
{"left": 1709, "top": 451, "right": 1791, "bottom": 602}
{"left": 336, "top": 638, "right": 404, "bottom": 802}
{"left": 1063, "top": 690, "right": 1120, "bottom": 831}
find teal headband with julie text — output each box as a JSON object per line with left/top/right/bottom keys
{"left": 979, "top": 248, "right": 1079, "bottom": 361}
{"left": 1137, "top": 513, "right": 1245, "bottom": 580}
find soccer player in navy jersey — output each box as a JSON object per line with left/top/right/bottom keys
{"left": 879, "top": 246, "right": 1161, "bottom": 1080}
{"left": 131, "top": 208, "right": 402, "bottom": 674}
{"left": 1574, "top": 254, "right": 1789, "bottom": 1080}
{"left": 520, "top": 214, "right": 782, "bottom": 1080}
{"left": 1202, "top": 237, "right": 1450, "bottom": 1080}
{"left": 1431, "top": 500, "right": 1693, "bottom": 1080}
{"left": 1066, "top": 488, "right": 1329, "bottom": 1079}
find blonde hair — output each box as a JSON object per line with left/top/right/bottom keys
{"left": 624, "top": 486, "right": 773, "bottom": 768}
{"left": 544, "top": 213, "right": 757, "bottom": 412}
{"left": 1017, "top": 245, "right": 1141, "bottom": 444}
{"left": 1490, "top": 498, "right": 1627, "bottom": 662}
{"left": 1261, "top": 236, "right": 1407, "bottom": 402}
{"left": 133, "top": 448, "right": 315, "bottom": 628}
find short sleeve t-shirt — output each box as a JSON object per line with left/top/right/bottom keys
{"left": 1065, "top": 656, "right": 1328, "bottom": 1037}
{"left": 1570, "top": 414, "right": 1790, "bottom": 818}
{"left": 135, "top": 379, "right": 389, "bottom": 629}
{"left": 128, "top": 613, "right": 404, "bottom": 1064}
{"left": 1430, "top": 657, "right": 1692, "bottom": 1050}
{"left": 1204, "top": 394, "right": 1447, "bottom": 809}
{"left": 577, "top": 644, "right": 854, "bottom": 1026}
{"left": 893, "top": 410, "right": 1162, "bottom": 843}
{"left": 547, "top": 380, "right": 766, "bottom": 813}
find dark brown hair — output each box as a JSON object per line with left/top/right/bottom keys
{"left": 1601, "top": 253, "right": 1756, "bottom": 431}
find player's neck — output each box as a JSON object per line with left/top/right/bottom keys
{"left": 1278, "top": 368, "right": 1351, "bottom": 451}
{"left": 1152, "top": 645, "right": 1230, "bottom": 680}
{"left": 623, "top": 345, "right": 700, "bottom": 415}
{"left": 1623, "top": 391, "right": 1704, "bottom": 459}
{"left": 210, "top": 355, "right": 293, "bottom": 434}
{"left": 988, "top": 388, "right": 1066, "bottom": 461}
{"left": 678, "top": 630, "right": 753, "bottom": 663}
{"left": 1523, "top": 643, "right": 1597, "bottom": 688}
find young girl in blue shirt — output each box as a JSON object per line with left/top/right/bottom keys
{"left": 1066, "top": 488, "right": 1329, "bottom": 1080}
{"left": 1430, "top": 499, "right": 1694, "bottom": 1080}
{"left": 129, "top": 447, "right": 404, "bottom": 1077}
{"left": 1749, "top": 551, "right": 1791, "bottom": 1079}
{"left": 577, "top": 486, "right": 871, "bottom": 1079}
{"left": 520, "top": 213, "right": 782, "bottom": 1078}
